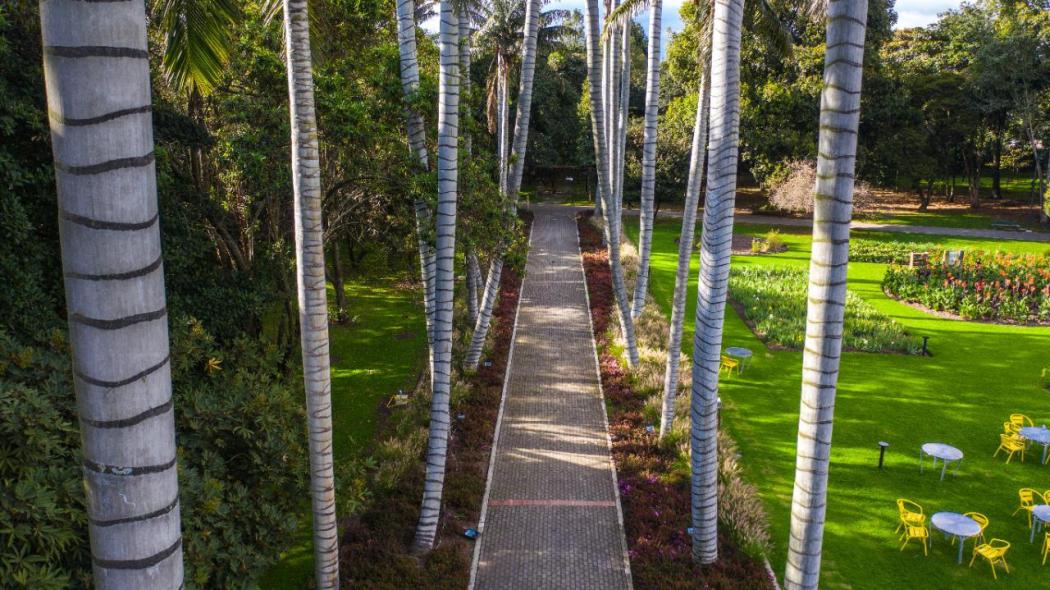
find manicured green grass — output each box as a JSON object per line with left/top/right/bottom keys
{"left": 627, "top": 219, "right": 1050, "bottom": 589}
{"left": 259, "top": 278, "right": 425, "bottom": 589}
{"left": 870, "top": 210, "right": 1005, "bottom": 230}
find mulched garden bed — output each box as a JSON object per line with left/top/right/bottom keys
{"left": 577, "top": 211, "right": 773, "bottom": 590}
{"left": 338, "top": 213, "right": 531, "bottom": 589}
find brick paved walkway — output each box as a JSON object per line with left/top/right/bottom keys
{"left": 470, "top": 205, "right": 632, "bottom": 590}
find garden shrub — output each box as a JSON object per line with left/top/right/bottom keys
{"left": 0, "top": 318, "right": 309, "bottom": 589}
{"left": 883, "top": 251, "right": 1050, "bottom": 323}
{"left": 750, "top": 229, "right": 786, "bottom": 254}
{"left": 767, "top": 159, "right": 875, "bottom": 215}
{"left": 729, "top": 266, "right": 922, "bottom": 354}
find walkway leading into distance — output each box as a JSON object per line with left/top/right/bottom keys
{"left": 470, "top": 205, "right": 632, "bottom": 590}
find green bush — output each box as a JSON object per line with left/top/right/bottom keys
{"left": 883, "top": 251, "right": 1050, "bottom": 323}
{"left": 0, "top": 318, "right": 309, "bottom": 589}
{"left": 750, "top": 229, "right": 786, "bottom": 254}
{"left": 729, "top": 266, "right": 922, "bottom": 354}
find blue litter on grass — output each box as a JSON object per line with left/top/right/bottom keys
{"left": 456, "top": 413, "right": 466, "bottom": 421}
{"left": 686, "top": 527, "right": 696, "bottom": 535}
{"left": 464, "top": 528, "right": 479, "bottom": 539}
{"left": 645, "top": 425, "right": 655, "bottom": 434}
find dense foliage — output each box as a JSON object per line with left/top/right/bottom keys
{"left": 884, "top": 251, "right": 1050, "bottom": 322}
{"left": 655, "top": 0, "right": 1049, "bottom": 219}
{"left": 0, "top": 0, "right": 511, "bottom": 585}
{"left": 729, "top": 266, "right": 921, "bottom": 354}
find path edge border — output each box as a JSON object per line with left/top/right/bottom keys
{"left": 575, "top": 211, "right": 634, "bottom": 588}
{"left": 467, "top": 220, "right": 534, "bottom": 590}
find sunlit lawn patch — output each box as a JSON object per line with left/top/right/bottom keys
{"left": 627, "top": 218, "right": 1050, "bottom": 590}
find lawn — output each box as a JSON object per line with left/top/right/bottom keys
{"left": 259, "top": 277, "right": 426, "bottom": 588}
{"left": 626, "top": 219, "right": 1050, "bottom": 589}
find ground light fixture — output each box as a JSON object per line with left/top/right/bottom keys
{"left": 878, "top": 441, "right": 890, "bottom": 469}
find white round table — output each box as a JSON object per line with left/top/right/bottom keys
{"left": 931, "top": 512, "right": 982, "bottom": 564}
{"left": 1020, "top": 426, "right": 1050, "bottom": 465}
{"left": 725, "top": 347, "right": 753, "bottom": 371}
{"left": 920, "top": 443, "right": 963, "bottom": 481}
{"left": 1030, "top": 505, "right": 1050, "bottom": 543}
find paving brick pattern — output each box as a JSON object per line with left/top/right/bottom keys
{"left": 471, "top": 206, "right": 632, "bottom": 590}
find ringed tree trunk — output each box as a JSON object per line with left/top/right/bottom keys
{"left": 661, "top": 65, "right": 710, "bottom": 437}
{"left": 631, "top": 0, "right": 663, "bottom": 320}
{"left": 464, "top": 0, "right": 542, "bottom": 371}
{"left": 467, "top": 249, "right": 482, "bottom": 322}
{"left": 282, "top": 0, "right": 340, "bottom": 585}
{"left": 395, "top": 0, "right": 437, "bottom": 363}
{"left": 412, "top": 0, "right": 459, "bottom": 552}
{"left": 613, "top": 20, "right": 631, "bottom": 240}
{"left": 784, "top": 0, "right": 868, "bottom": 587}
{"left": 584, "top": 0, "right": 640, "bottom": 367}
{"left": 689, "top": 0, "right": 744, "bottom": 565}
{"left": 41, "top": 1, "right": 185, "bottom": 587}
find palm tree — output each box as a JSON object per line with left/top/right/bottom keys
{"left": 280, "top": 0, "right": 340, "bottom": 585}
{"left": 689, "top": 0, "right": 745, "bottom": 565}
{"left": 657, "top": 0, "right": 788, "bottom": 436}
{"left": 661, "top": 58, "right": 710, "bottom": 437}
{"left": 464, "top": 0, "right": 550, "bottom": 370}
{"left": 412, "top": 0, "right": 460, "bottom": 553}
{"left": 395, "top": 0, "right": 438, "bottom": 374}
{"left": 630, "top": 0, "right": 662, "bottom": 319}
{"left": 784, "top": 1, "right": 868, "bottom": 587}
{"left": 39, "top": 0, "right": 185, "bottom": 587}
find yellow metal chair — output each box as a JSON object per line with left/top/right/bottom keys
{"left": 1013, "top": 488, "right": 1038, "bottom": 528}
{"left": 1044, "top": 490, "right": 1050, "bottom": 504}
{"left": 720, "top": 355, "right": 740, "bottom": 377}
{"left": 1042, "top": 532, "right": 1050, "bottom": 566}
{"left": 900, "top": 524, "right": 929, "bottom": 556}
{"left": 1011, "top": 414, "right": 1034, "bottom": 429}
{"left": 970, "top": 539, "right": 1010, "bottom": 580}
{"left": 1003, "top": 421, "right": 1020, "bottom": 435}
{"left": 895, "top": 499, "right": 925, "bottom": 534}
{"left": 961, "top": 512, "right": 989, "bottom": 546}
{"left": 994, "top": 433, "right": 1026, "bottom": 463}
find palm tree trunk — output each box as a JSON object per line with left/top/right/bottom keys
{"left": 467, "top": 249, "right": 482, "bottom": 322}
{"left": 689, "top": 0, "right": 744, "bottom": 565}
{"left": 395, "top": 0, "right": 437, "bottom": 362}
{"left": 41, "top": 2, "right": 184, "bottom": 587}
{"left": 661, "top": 65, "right": 709, "bottom": 438}
{"left": 498, "top": 54, "right": 510, "bottom": 195}
{"left": 281, "top": 0, "right": 340, "bottom": 585}
{"left": 615, "top": 22, "right": 631, "bottom": 239}
{"left": 464, "top": 0, "right": 542, "bottom": 371}
{"left": 460, "top": 10, "right": 472, "bottom": 156}
{"left": 507, "top": 0, "right": 541, "bottom": 200}
{"left": 412, "top": 0, "right": 459, "bottom": 553}
{"left": 585, "top": 0, "right": 639, "bottom": 368}
{"left": 631, "top": 0, "right": 663, "bottom": 319}
{"left": 784, "top": 2, "right": 868, "bottom": 587}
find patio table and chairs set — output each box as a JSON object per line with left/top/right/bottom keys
{"left": 894, "top": 413, "right": 1050, "bottom": 580}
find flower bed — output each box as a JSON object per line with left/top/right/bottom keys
{"left": 849, "top": 239, "right": 943, "bottom": 264}
{"left": 883, "top": 251, "right": 1050, "bottom": 323}
{"left": 578, "top": 213, "right": 774, "bottom": 589}
{"left": 730, "top": 266, "right": 922, "bottom": 354}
